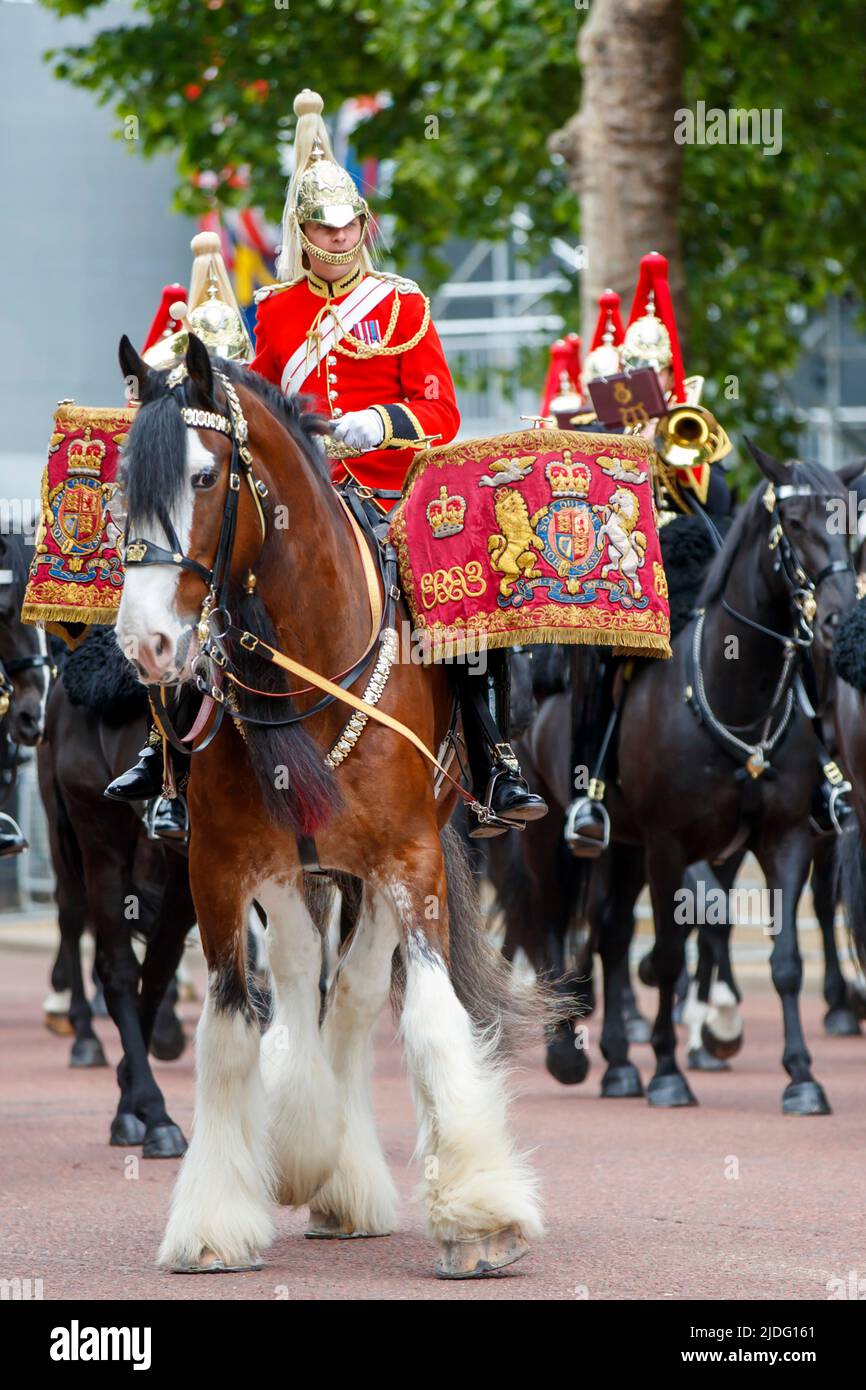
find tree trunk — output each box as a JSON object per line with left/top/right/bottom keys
{"left": 550, "top": 0, "right": 686, "bottom": 347}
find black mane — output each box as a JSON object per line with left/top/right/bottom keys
{"left": 121, "top": 357, "right": 331, "bottom": 538}
{"left": 698, "top": 458, "right": 845, "bottom": 608}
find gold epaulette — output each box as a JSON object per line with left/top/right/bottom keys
{"left": 372, "top": 270, "right": 423, "bottom": 296}
{"left": 568, "top": 411, "right": 598, "bottom": 427}
{"left": 254, "top": 280, "right": 297, "bottom": 305}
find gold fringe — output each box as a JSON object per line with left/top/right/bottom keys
{"left": 21, "top": 603, "right": 118, "bottom": 627}
{"left": 53, "top": 403, "right": 136, "bottom": 429}
{"left": 419, "top": 627, "right": 671, "bottom": 663}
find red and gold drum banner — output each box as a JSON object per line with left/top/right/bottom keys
{"left": 390, "top": 429, "right": 671, "bottom": 661}
{"left": 22, "top": 403, "right": 134, "bottom": 629}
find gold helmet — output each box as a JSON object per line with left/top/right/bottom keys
{"left": 142, "top": 231, "right": 253, "bottom": 367}
{"left": 276, "top": 89, "right": 373, "bottom": 283}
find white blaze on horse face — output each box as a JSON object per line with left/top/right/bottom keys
{"left": 115, "top": 432, "right": 209, "bottom": 684}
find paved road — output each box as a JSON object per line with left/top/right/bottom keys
{"left": 2, "top": 943, "right": 866, "bottom": 1301}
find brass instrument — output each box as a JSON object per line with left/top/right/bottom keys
{"left": 654, "top": 376, "right": 732, "bottom": 472}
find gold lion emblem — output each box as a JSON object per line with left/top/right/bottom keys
{"left": 487, "top": 487, "right": 544, "bottom": 598}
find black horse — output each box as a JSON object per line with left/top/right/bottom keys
{"left": 37, "top": 628, "right": 195, "bottom": 1156}
{"left": 510, "top": 445, "right": 860, "bottom": 1112}
{"left": 0, "top": 531, "right": 52, "bottom": 842}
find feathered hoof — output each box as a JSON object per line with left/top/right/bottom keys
{"left": 600, "top": 1062, "right": 644, "bottom": 1098}
{"left": 545, "top": 1029, "right": 590, "bottom": 1086}
{"left": 647, "top": 1072, "right": 697, "bottom": 1108}
{"left": 823, "top": 1006, "right": 861, "bottom": 1038}
{"left": 687, "top": 1046, "right": 731, "bottom": 1072}
{"left": 700, "top": 1021, "right": 743, "bottom": 1060}
{"left": 305, "top": 1209, "right": 391, "bottom": 1240}
{"left": 171, "top": 1248, "right": 264, "bottom": 1274}
{"left": 435, "top": 1224, "right": 529, "bottom": 1280}
{"left": 782, "top": 1080, "right": 831, "bottom": 1116}
{"left": 142, "top": 1122, "right": 187, "bottom": 1159}
{"left": 70, "top": 1036, "right": 108, "bottom": 1068}
{"left": 110, "top": 1112, "right": 146, "bottom": 1146}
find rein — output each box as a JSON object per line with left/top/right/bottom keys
{"left": 124, "top": 368, "right": 478, "bottom": 812}
{"left": 685, "top": 479, "right": 853, "bottom": 779}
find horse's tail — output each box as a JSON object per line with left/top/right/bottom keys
{"left": 436, "top": 823, "right": 563, "bottom": 1058}
{"left": 635, "top": 529, "right": 647, "bottom": 557}
{"left": 836, "top": 827, "right": 866, "bottom": 974}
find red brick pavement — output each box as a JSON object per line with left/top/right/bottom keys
{"left": 2, "top": 947, "right": 866, "bottom": 1301}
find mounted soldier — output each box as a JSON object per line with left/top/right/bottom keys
{"left": 107, "top": 87, "right": 547, "bottom": 837}
{"left": 557, "top": 252, "right": 852, "bottom": 853}
{"left": 560, "top": 252, "right": 736, "bottom": 855}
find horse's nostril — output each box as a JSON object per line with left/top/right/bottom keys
{"left": 155, "top": 634, "right": 167, "bottom": 657}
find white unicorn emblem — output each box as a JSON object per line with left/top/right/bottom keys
{"left": 597, "top": 487, "right": 647, "bottom": 597}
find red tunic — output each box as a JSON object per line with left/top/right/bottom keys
{"left": 250, "top": 264, "right": 460, "bottom": 502}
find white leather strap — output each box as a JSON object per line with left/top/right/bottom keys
{"left": 280, "top": 276, "right": 395, "bottom": 396}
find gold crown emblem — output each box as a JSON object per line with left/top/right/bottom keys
{"left": 546, "top": 450, "right": 591, "bottom": 498}
{"left": 426, "top": 484, "right": 467, "bottom": 538}
{"left": 67, "top": 427, "right": 106, "bottom": 477}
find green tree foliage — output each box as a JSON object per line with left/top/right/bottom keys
{"left": 42, "top": 0, "right": 865, "bottom": 472}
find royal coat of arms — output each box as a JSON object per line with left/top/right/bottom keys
{"left": 391, "top": 429, "right": 669, "bottom": 660}
{"left": 22, "top": 404, "right": 134, "bottom": 632}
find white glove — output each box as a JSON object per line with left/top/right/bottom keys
{"left": 333, "top": 408, "right": 386, "bottom": 453}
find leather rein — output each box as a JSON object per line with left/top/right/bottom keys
{"left": 123, "top": 367, "right": 475, "bottom": 807}
{"left": 685, "top": 479, "right": 853, "bottom": 777}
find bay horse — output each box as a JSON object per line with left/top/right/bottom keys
{"left": 521, "top": 445, "right": 859, "bottom": 1112}
{"left": 113, "top": 334, "right": 546, "bottom": 1279}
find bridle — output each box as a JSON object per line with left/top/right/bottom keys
{"left": 121, "top": 367, "right": 477, "bottom": 813}
{"left": 123, "top": 365, "right": 398, "bottom": 750}
{"left": 686, "top": 478, "right": 855, "bottom": 779}
{"left": 720, "top": 481, "right": 852, "bottom": 650}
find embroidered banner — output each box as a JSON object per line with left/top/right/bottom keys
{"left": 390, "top": 429, "right": 671, "bottom": 660}
{"left": 22, "top": 403, "right": 134, "bottom": 629}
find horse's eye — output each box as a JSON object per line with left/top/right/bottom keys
{"left": 192, "top": 469, "right": 218, "bottom": 491}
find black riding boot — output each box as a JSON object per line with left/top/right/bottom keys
{"left": 563, "top": 652, "right": 616, "bottom": 858}
{"left": 105, "top": 724, "right": 190, "bottom": 841}
{"left": 455, "top": 650, "right": 548, "bottom": 838}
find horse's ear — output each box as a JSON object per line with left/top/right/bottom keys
{"left": 744, "top": 436, "right": 791, "bottom": 484}
{"left": 118, "top": 335, "right": 148, "bottom": 405}
{"left": 836, "top": 456, "right": 866, "bottom": 488}
{"left": 185, "top": 333, "right": 214, "bottom": 405}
